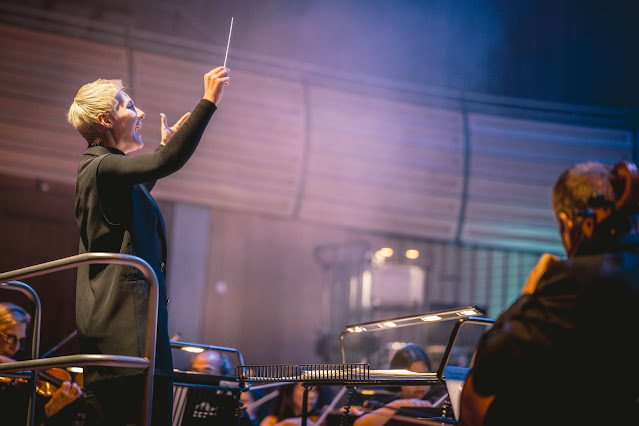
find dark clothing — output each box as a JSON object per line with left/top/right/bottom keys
{"left": 84, "top": 375, "right": 172, "bottom": 426}
{"left": 0, "top": 381, "right": 86, "bottom": 426}
{"left": 471, "top": 233, "right": 639, "bottom": 425}
{"left": 0, "top": 381, "right": 44, "bottom": 426}
{"left": 74, "top": 99, "right": 216, "bottom": 424}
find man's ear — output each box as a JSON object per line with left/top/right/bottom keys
{"left": 97, "top": 112, "right": 114, "bottom": 128}
{"left": 558, "top": 211, "right": 573, "bottom": 254}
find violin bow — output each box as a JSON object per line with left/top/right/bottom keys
{"left": 40, "top": 329, "right": 77, "bottom": 359}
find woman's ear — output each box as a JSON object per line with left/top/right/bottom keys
{"left": 97, "top": 112, "right": 113, "bottom": 128}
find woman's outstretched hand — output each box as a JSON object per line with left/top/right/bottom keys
{"left": 203, "top": 66, "right": 230, "bottom": 106}
{"left": 160, "top": 112, "right": 191, "bottom": 146}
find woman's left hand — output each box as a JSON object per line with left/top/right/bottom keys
{"left": 160, "top": 112, "right": 191, "bottom": 145}
{"left": 44, "top": 381, "right": 82, "bottom": 418}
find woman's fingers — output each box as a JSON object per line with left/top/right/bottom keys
{"left": 160, "top": 112, "right": 191, "bottom": 145}
{"left": 203, "top": 66, "right": 230, "bottom": 104}
{"left": 71, "top": 382, "right": 82, "bottom": 397}
{"left": 172, "top": 112, "right": 191, "bottom": 130}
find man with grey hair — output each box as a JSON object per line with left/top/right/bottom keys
{"left": 460, "top": 161, "right": 639, "bottom": 425}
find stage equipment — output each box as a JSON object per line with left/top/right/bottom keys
{"left": 236, "top": 306, "right": 494, "bottom": 426}
{"left": 170, "top": 342, "right": 245, "bottom": 425}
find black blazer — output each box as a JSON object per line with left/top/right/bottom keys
{"left": 75, "top": 145, "right": 172, "bottom": 385}
{"left": 74, "top": 99, "right": 216, "bottom": 386}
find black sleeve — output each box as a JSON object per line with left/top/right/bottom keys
{"left": 143, "top": 146, "right": 164, "bottom": 192}
{"left": 97, "top": 99, "right": 217, "bottom": 186}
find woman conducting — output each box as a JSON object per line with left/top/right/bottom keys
{"left": 67, "top": 65, "right": 230, "bottom": 425}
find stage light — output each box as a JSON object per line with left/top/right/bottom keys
{"left": 378, "top": 248, "right": 393, "bottom": 257}
{"left": 405, "top": 249, "right": 419, "bottom": 259}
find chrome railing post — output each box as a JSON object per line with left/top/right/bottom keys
{"left": 0, "top": 253, "right": 159, "bottom": 426}
{"left": 0, "top": 280, "right": 41, "bottom": 426}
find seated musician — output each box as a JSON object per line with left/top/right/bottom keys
{"left": 189, "top": 349, "right": 233, "bottom": 376}
{"left": 189, "top": 349, "right": 271, "bottom": 425}
{"left": 354, "top": 343, "right": 443, "bottom": 426}
{"left": 260, "top": 382, "right": 329, "bottom": 426}
{"left": 458, "top": 161, "right": 639, "bottom": 425}
{"left": 239, "top": 387, "right": 273, "bottom": 426}
{"left": 0, "top": 302, "right": 83, "bottom": 425}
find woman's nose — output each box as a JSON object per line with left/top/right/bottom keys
{"left": 136, "top": 107, "right": 145, "bottom": 120}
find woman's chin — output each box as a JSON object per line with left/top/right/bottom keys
{"left": 125, "top": 138, "right": 144, "bottom": 153}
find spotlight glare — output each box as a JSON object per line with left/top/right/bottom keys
{"left": 181, "top": 346, "right": 205, "bottom": 353}
{"left": 378, "top": 247, "right": 394, "bottom": 257}
{"left": 405, "top": 249, "right": 419, "bottom": 259}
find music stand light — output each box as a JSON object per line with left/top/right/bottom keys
{"left": 343, "top": 306, "right": 485, "bottom": 333}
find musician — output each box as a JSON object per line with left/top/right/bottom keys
{"left": 67, "top": 65, "right": 229, "bottom": 425}
{"left": 0, "top": 302, "right": 83, "bottom": 425}
{"left": 354, "top": 343, "right": 440, "bottom": 426}
{"left": 190, "top": 350, "right": 233, "bottom": 376}
{"left": 239, "top": 387, "right": 272, "bottom": 426}
{"left": 459, "top": 161, "right": 639, "bottom": 425}
{"left": 260, "top": 382, "right": 328, "bottom": 426}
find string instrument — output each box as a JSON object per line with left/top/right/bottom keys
{"left": 360, "top": 399, "right": 453, "bottom": 425}
{"left": 35, "top": 367, "right": 83, "bottom": 397}
{"left": 0, "top": 330, "right": 84, "bottom": 397}
{"left": 305, "top": 414, "right": 324, "bottom": 425}
{"left": 0, "top": 366, "right": 84, "bottom": 400}
{"left": 263, "top": 414, "right": 325, "bottom": 426}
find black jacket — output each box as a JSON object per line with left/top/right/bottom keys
{"left": 472, "top": 233, "right": 639, "bottom": 425}
{"left": 74, "top": 100, "right": 216, "bottom": 386}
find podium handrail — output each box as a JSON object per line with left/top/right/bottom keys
{"left": 0, "top": 253, "right": 159, "bottom": 426}
{"left": 0, "top": 280, "right": 41, "bottom": 425}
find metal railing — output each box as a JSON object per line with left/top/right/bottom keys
{"left": 0, "top": 253, "right": 159, "bottom": 426}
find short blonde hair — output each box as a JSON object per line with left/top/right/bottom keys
{"left": 67, "top": 78, "right": 124, "bottom": 146}
{"left": 0, "top": 302, "right": 31, "bottom": 333}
